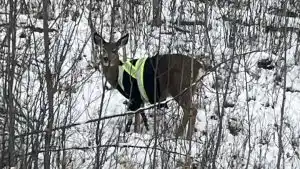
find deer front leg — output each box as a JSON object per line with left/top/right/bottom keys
{"left": 134, "top": 113, "right": 141, "bottom": 133}
{"left": 140, "top": 112, "right": 149, "bottom": 131}
{"left": 125, "top": 99, "right": 143, "bottom": 133}
{"left": 125, "top": 111, "right": 149, "bottom": 132}
{"left": 125, "top": 114, "right": 134, "bottom": 132}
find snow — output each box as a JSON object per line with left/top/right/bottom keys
{"left": 1, "top": 0, "right": 300, "bottom": 168}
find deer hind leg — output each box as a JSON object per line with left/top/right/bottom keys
{"left": 168, "top": 70, "right": 198, "bottom": 138}
{"left": 186, "top": 105, "right": 197, "bottom": 139}
{"left": 173, "top": 92, "right": 197, "bottom": 139}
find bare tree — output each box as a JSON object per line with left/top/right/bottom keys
{"left": 152, "top": 0, "right": 162, "bottom": 26}
{"left": 6, "top": 0, "right": 17, "bottom": 167}
{"left": 0, "top": 0, "right": 299, "bottom": 168}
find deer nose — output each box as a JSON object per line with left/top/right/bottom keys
{"left": 103, "top": 57, "right": 109, "bottom": 62}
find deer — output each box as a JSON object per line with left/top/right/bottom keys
{"left": 92, "top": 32, "right": 210, "bottom": 138}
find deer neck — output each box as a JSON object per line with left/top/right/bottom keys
{"left": 102, "top": 64, "right": 119, "bottom": 88}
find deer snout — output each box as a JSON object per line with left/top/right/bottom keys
{"left": 103, "top": 57, "right": 109, "bottom": 62}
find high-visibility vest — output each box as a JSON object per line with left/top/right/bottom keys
{"left": 118, "top": 58, "right": 149, "bottom": 102}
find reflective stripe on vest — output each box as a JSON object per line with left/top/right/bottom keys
{"left": 118, "top": 58, "right": 149, "bottom": 102}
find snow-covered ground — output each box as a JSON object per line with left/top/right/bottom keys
{"left": 1, "top": 0, "right": 300, "bottom": 168}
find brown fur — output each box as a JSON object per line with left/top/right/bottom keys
{"left": 155, "top": 54, "right": 203, "bottom": 137}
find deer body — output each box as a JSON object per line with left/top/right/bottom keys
{"left": 93, "top": 32, "right": 206, "bottom": 138}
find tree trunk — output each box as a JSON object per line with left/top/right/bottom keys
{"left": 43, "top": 0, "right": 54, "bottom": 168}
{"left": 152, "top": 0, "right": 162, "bottom": 26}
{"left": 7, "top": 0, "right": 17, "bottom": 167}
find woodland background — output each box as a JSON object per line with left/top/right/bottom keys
{"left": 1, "top": 0, "right": 300, "bottom": 168}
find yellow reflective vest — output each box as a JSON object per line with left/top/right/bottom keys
{"left": 118, "top": 58, "right": 149, "bottom": 102}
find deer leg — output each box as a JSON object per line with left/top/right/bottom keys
{"left": 173, "top": 91, "right": 194, "bottom": 138}
{"left": 176, "top": 104, "right": 197, "bottom": 139}
{"left": 140, "top": 112, "right": 149, "bottom": 131}
{"left": 176, "top": 107, "right": 190, "bottom": 137}
{"left": 125, "top": 114, "right": 134, "bottom": 132}
{"left": 134, "top": 113, "right": 141, "bottom": 133}
{"left": 168, "top": 71, "right": 198, "bottom": 138}
{"left": 125, "top": 111, "right": 149, "bottom": 132}
{"left": 171, "top": 84, "right": 199, "bottom": 139}
{"left": 125, "top": 99, "right": 143, "bottom": 133}
{"left": 186, "top": 106, "right": 197, "bottom": 140}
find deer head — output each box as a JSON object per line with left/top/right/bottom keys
{"left": 93, "top": 32, "right": 129, "bottom": 67}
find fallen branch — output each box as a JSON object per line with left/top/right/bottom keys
{"left": 24, "top": 25, "right": 58, "bottom": 33}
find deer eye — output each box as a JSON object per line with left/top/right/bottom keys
{"left": 100, "top": 49, "right": 106, "bottom": 55}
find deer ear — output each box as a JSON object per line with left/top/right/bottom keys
{"left": 116, "top": 34, "right": 129, "bottom": 47}
{"left": 93, "top": 32, "right": 106, "bottom": 45}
